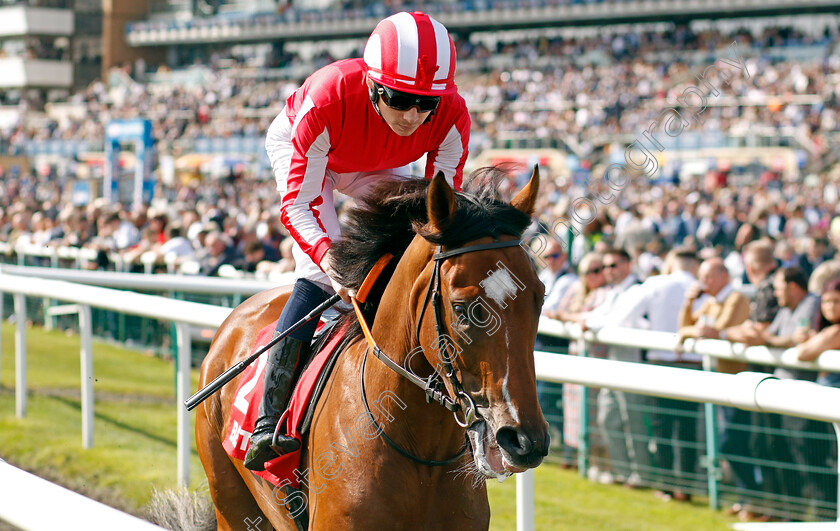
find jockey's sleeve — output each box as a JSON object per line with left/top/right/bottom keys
{"left": 424, "top": 101, "right": 471, "bottom": 192}
{"left": 278, "top": 98, "right": 332, "bottom": 268}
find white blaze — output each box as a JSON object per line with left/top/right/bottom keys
{"left": 501, "top": 363, "right": 519, "bottom": 424}
{"left": 483, "top": 268, "right": 519, "bottom": 307}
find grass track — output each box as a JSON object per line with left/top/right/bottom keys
{"left": 0, "top": 322, "right": 736, "bottom": 529}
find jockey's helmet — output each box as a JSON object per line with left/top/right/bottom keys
{"left": 363, "top": 11, "right": 457, "bottom": 97}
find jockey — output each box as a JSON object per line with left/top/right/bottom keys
{"left": 244, "top": 11, "right": 471, "bottom": 471}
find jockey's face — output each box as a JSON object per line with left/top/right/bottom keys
{"left": 378, "top": 99, "right": 431, "bottom": 136}
{"left": 368, "top": 78, "right": 431, "bottom": 136}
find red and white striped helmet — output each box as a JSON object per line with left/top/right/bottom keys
{"left": 363, "top": 11, "right": 457, "bottom": 96}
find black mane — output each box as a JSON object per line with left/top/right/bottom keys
{"left": 330, "top": 167, "right": 532, "bottom": 292}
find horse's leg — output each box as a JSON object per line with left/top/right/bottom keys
{"left": 196, "top": 403, "right": 269, "bottom": 531}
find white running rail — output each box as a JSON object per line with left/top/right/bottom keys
{"left": 0, "top": 459, "right": 165, "bottom": 530}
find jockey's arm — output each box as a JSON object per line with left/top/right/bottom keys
{"left": 424, "top": 102, "right": 470, "bottom": 192}
{"left": 272, "top": 107, "right": 355, "bottom": 301}
{"left": 275, "top": 107, "right": 333, "bottom": 267}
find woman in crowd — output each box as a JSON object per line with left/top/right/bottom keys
{"left": 546, "top": 251, "right": 608, "bottom": 322}
{"left": 797, "top": 275, "right": 840, "bottom": 387}
{"left": 548, "top": 251, "right": 610, "bottom": 470}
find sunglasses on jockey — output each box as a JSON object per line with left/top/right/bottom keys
{"left": 372, "top": 82, "right": 441, "bottom": 113}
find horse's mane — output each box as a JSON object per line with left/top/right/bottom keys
{"left": 323, "top": 166, "right": 532, "bottom": 346}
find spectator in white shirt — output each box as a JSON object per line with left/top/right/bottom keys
{"left": 157, "top": 225, "right": 196, "bottom": 268}
{"left": 581, "top": 248, "right": 639, "bottom": 329}
{"left": 585, "top": 250, "right": 700, "bottom": 361}
{"left": 534, "top": 239, "right": 578, "bottom": 460}
{"left": 578, "top": 248, "right": 647, "bottom": 486}
{"left": 585, "top": 249, "right": 700, "bottom": 361}
{"left": 105, "top": 211, "right": 140, "bottom": 251}
{"left": 539, "top": 239, "right": 578, "bottom": 315}
{"left": 581, "top": 248, "right": 699, "bottom": 492}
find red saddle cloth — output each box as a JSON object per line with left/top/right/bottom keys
{"left": 223, "top": 320, "right": 345, "bottom": 488}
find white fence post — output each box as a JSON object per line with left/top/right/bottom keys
{"left": 175, "top": 322, "right": 191, "bottom": 487}
{"left": 516, "top": 468, "right": 535, "bottom": 531}
{"left": 702, "top": 354, "right": 719, "bottom": 509}
{"left": 835, "top": 423, "right": 840, "bottom": 524}
{"left": 79, "top": 304, "right": 94, "bottom": 449}
{"left": 14, "top": 293, "right": 26, "bottom": 418}
{"left": 45, "top": 303, "right": 96, "bottom": 448}
{"left": 0, "top": 290, "right": 3, "bottom": 385}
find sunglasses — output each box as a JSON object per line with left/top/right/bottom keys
{"left": 375, "top": 83, "right": 441, "bottom": 113}
{"left": 585, "top": 266, "right": 603, "bottom": 275}
{"left": 603, "top": 263, "right": 619, "bottom": 270}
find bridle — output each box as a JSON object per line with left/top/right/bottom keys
{"left": 353, "top": 238, "right": 523, "bottom": 466}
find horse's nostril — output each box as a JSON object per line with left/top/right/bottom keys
{"left": 517, "top": 431, "right": 534, "bottom": 455}
{"left": 496, "top": 427, "right": 533, "bottom": 457}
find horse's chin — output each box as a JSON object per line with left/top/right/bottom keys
{"left": 466, "top": 421, "right": 525, "bottom": 482}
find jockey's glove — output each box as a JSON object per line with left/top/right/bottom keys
{"left": 320, "top": 250, "right": 354, "bottom": 303}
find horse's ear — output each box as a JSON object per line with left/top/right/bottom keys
{"left": 511, "top": 165, "right": 540, "bottom": 216}
{"left": 427, "top": 172, "right": 456, "bottom": 231}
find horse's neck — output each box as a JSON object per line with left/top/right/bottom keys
{"left": 371, "top": 238, "right": 431, "bottom": 357}
{"left": 363, "top": 239, "right": 465, "bottom": 459}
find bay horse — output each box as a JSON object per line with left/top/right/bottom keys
{"left": 196, "top": 167, "right": 549, "bottom": 530}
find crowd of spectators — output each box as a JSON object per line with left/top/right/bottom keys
{"left": 0, "top": 173, "right": 296, "bottom": 279}
{"left": 3, "top": 122, "right": 840, "bottom": 281}
{"left": 535, "top": 183, "right": 840, "bottom": 520}
{"left": 538, "top": 233, "right": 840, "bottom": 518}
{"left": 127, "top": 0, "right": 669, "bottom": 34}
{"left": 4, "top": 21, "right": 840, "bottom": 169}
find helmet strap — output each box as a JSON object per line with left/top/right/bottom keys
{"left": 368, "top": 82, "right": 385, "bottom": 122}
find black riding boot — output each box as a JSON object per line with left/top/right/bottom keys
{"left": 243, "top": 333, "right": 306, "bottom": 471}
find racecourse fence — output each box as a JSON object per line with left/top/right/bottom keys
{"left": 0, "top": 263, "right": 294, "bottom": 362}
{"left": 535, "top": 320, "right": 840, "bottom": 525}
{"left": 1, "top": 271, "right": 839, "bottom": 530}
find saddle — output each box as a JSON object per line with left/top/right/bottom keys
{"left": 222, "top": 317, "right": 350, "bottom": 488}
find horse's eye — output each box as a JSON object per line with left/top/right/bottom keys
{"left": 470, "top": 303, "right": 486, "bottom": 323}
{"left": 452, "top": 302, "right": 467, "bottom": 315}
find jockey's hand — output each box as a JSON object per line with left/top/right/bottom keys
{"left": 320, "top": 251, "right": 354, "bottom": 303}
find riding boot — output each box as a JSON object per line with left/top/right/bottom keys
{"left": 243, "top": 333, "right": 306, "bottom": 471}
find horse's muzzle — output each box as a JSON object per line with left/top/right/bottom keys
{"left": 496, "top": 425, "right": 550, "bottom": 469}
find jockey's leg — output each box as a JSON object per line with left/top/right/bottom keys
{"left": 244, "top": 179, "right": 340, "bottom": 471}
{"left": 243, "top": 277, "right": 332, "bottom": 470}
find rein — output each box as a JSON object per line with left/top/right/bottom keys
{"left": 351, "top": 238, "right": 522, "bottom": 466}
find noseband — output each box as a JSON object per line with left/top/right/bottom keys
{"left": 354, "top": 238, "right": 523, "bottom": 466}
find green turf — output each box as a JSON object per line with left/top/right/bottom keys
{"left": 0, "top": 322, "right": 204, "bottom": 513}
{"left": 0, "top": 322, "right": 737, "bottom": 528}
{"left": 486, "top": 465, "right": 737, "bottom": 530}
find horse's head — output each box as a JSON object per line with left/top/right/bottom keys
{"left": 415, "top": 168, "right": 550, "bottom": 479}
